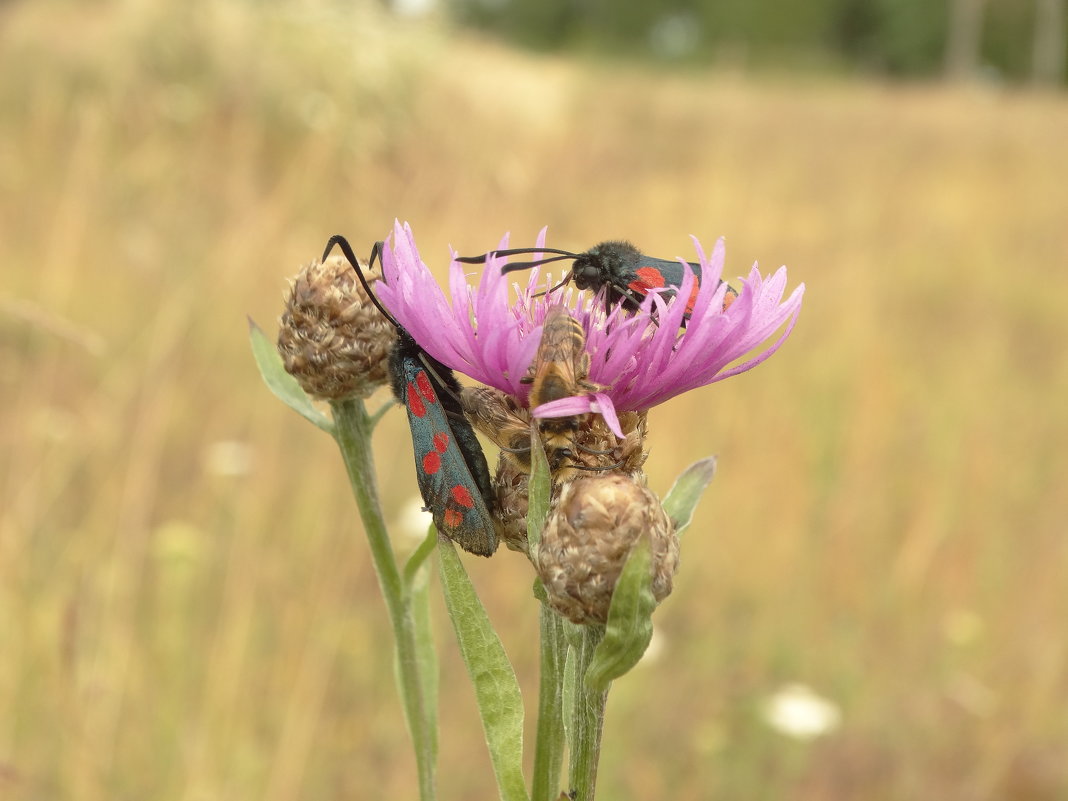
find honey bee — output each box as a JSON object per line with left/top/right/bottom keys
{"left": 462, "top": 308, "right": 627, "bottom": 480}
{"left": 524, "top": 306, "right": 613, "bottom": 475}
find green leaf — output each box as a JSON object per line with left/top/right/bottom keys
{"left": 248, "top": 318, "right": 334, "bottom": 434}
{"left": 438, "top": 537, "right": 529, "bottom": 801}
{"left": 402, "top": 524, "right": 438, "bottom": 594}
{"left": 661, "top": 456, "right": 717, "bottom": 537}
{"left": 526, "top": 429, "right": 551, "bottom": 555}
{"left": 584, "top": 536, "right": 656, "bottom": 692}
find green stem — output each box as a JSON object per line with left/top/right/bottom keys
{"left": 331, "top": 398, "right": 437, "bottom": 801}
{"left": 569, "top": 624, "right": 608, "bottom": 801}
{"left": 532, "top": 604, "right": 567, "bottom": 801}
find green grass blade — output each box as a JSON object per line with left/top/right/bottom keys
{"left": 248, "top": 318, "right": 334, "bottom": 434}
{"left": 437, "top": 538, "right": 529, "bottom": 801}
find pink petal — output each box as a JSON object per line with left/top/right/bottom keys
{"left": 532, "top": 396, "right": 594, "bottom": 418}
{"left": 589, "top": 393, "right": 623, "bottom": 439}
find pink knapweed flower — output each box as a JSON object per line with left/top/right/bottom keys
{"left": 373, "top": 220, "right": 804, "bottom": 436}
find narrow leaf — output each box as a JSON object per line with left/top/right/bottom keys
{"left": 402, "top": 524, "right": 438, "bottom": 593}
{"left": 438, "top": 537, "right": 529, "bottom": 801}
{"left": 661, "top": 456, "right": 717, "bottom": 537}
{"left": 584, "top": 536, "right": 656, "bottom": 692}
{"left": 248, "top": 318, "right": 334, "bottom": 434}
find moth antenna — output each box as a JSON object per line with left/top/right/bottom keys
{"left": 323, "top": 237, "right": 475, "bottom": 410}
{"left": 322, "top": 235, "right": 400, "bottom": 329}
{"left": 455, "top": 246, "right": 578, "bottom": 264}
{"left": 500, "top": 254, "right": 577, "bottom": 273}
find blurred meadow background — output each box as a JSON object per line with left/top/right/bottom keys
{"left": 2, "top": 0, "right": 1067, "bottom": 799}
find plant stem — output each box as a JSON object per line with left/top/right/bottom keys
{"left": 569, "top": 624, "right": 608, "bottom": 801}
{"left": 332, "top": 398, "right": 437, "bottom": 801}
{"left": 532, "top": 604, "right": 567, "bottom": 801}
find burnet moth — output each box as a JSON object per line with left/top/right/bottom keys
{"left": 456, "top": 239, "right": 737, "bottom": 319}
{"left": 323, "top": 235, "right": 499, "bottom": 557}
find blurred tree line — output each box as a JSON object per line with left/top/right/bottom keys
{"left": 444, "top": 0, "right": 1066, "bottom": 86}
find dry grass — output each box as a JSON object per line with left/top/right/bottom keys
{"left": 2, "top": 1, "right": 1067, "bottom": 799}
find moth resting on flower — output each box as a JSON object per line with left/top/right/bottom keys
{"left": 318, "top": 236, "right": 501, "bottom": 557}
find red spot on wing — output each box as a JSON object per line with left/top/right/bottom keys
{"left": 415, "top": 371, "right": 437, "bottom": 404}
{"left": 433, "top": 431, "right": 449, "bottom": 453}
{"left": 722, "top": 287, "right": 738, "bottom": 311}
{"left": 628, "top": 266, "right": 667, "bottom": 295}
{"left": 450, "top": 485, "right": 475, "bottom": 508}
{"left": 422, "top": 450, "right": 442, "bottom": 475}
{"left": 685, "top": 279, "right": 701, "bottom": 315}
{"left": 442, "top": 507, "right": 464, "bottom": 528}
{"left": 407, "top": 382, "right": 427, "bottom": 418}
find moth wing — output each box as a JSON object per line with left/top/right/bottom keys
{"left": 629, "top": 256, "right": 725, "bottom": 317}
{"left": 628, "top": 256, "right": 694, "bottom": 291}
{"left": 399, "top": 360, "right": 498, "bottom": 557}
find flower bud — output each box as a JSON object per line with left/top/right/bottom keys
{"left": 537, "top": 474, "right": 678, "bottom": 625}
{"left": 277, "top": 255, "right": 395, "bottom": 400}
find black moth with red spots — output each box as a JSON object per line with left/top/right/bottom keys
{"left": 323, "top": 235, "right": 498, "bottom": 557}
{"left": 457, "top": 239, "right": 737, "bottom": 319}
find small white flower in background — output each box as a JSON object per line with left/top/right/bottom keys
{"left": 762, "top": 683, "right": 842, "bottom": 741}
{"left": 394, "top": 496, "right": 434, "bottom": 544}
{"left": 204, "top": 440, "right": 253, "bottom": 477}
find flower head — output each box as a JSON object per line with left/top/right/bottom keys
{"left": 537, "top": 473, "right": 678, "bottom": 625}
{"left": 373, "top": 221, "right": 803, "bottom": 432}
{"left": 277, "top": 254, "right": 396, "bottom": 400}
